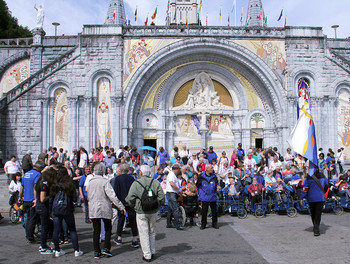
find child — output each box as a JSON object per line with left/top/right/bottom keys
{"left": 182, "top": 184, "right": 198, "bottom": 225}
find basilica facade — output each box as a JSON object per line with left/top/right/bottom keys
{"left": 0, "top": 0, "right": 350, "bottom": 161}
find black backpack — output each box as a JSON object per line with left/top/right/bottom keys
{"left": 136, "top": 179, "right": 159, "bottom": 211}
{"left": 52, "top": 185, "right": 69, "bottom": 216}
{"left": 278, "top": 153, "right": 284, "bottom": 162}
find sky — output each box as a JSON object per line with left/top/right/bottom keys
{"left": 4, "top": 0, "right": 350, "bottom": 39}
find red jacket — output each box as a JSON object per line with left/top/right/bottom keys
{"left": 247, "top": 183, "right": 264, "bottom": 194}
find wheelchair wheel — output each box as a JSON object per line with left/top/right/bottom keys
{"left": 254, "top": 208, "right": 265, "bottom": 218}
{"left": 334, "top": 206, "right": 344, "bottom": 215}
{"left": 9, "top": 207, "right": 19, "bottom": 224}
{"left": 287, "top": 207, "right": 297, "bottom": 218}
{"left": 178, "top": 206, "right": 186, "bottom": 227}
{"left": 244, "top": 197, "right": 250, "bottom": 211}
{"left": 237, "top": 208, "right": 248, "bottom": 219}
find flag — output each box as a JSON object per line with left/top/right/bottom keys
{"left": 151, "top": 7, "right": 157, "bottom": 20}
{"left": 125, "top": 15, "right": 128, "bottom": 25}
{"left": 240, "top": 7, "right": 243, "bottom": 23}
{"left": 113, "top": 10, "right": 116, "bottom": 20}
{"left": 288, "top": 101, "right": 318, "bottom": 176}
{"left": 231, "top": 0, "right": 236, "bottom": 13}
{"left": 135, "top": 7, "right": 137, "bottom": 22}
{"left": 186, "top": 17, "right": 188, "bottom": 25}
{"left": 258, "top": 11, "right": 263, "bottom": 20}
{"left": 206, "top": 14, "right": 208, "bottom": 26}
{"left": 246, "top": 17, "right": 250, "bottom": 26}
{"left": 105, "top": 16, "right": 109, "bottom": 23}
{"left": 173, "top": 8, "right": 177, "bottom": 21}
{"left": 277, "top": 9, "right": 283, "bottom": 21}
{"left": 264, "top": 16, "right": 267, "bottom": 27}
{"left": 145, "top": 14, "right": 149, "bottom": 25}
{"left": 199, "top": 0, "right": 203, "bottom": 13}
{"left": 219, "top": 8, "right": 222, "bottom": 20}
{"left": 284, "top": 16, "right": 287, "bottom": 27}
{"left": 227, "top": 15, "right": 230, "bottom": 26}
{"left": 167, "top": 0, "right": 170, "bottom": 13}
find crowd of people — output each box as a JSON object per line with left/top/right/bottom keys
{"left": 2, "top": 143, "right": 350, "bottom": 259}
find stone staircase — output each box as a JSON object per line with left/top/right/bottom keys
{"left": 0, "top": 45, "right": 80, "bottom": 111}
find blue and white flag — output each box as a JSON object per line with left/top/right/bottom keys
{"left": 288, "top": 101, "right": 318, "bottom": 175}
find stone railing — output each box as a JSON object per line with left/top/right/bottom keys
{"left": 0, "top": 37, "right": 33, "bottom": 46}
{"left": 0, "top": 46, "right": 80, "bottom": 110}
{"left": 327, "top": 49, "right": 350, "bottom": 74}
{"left": 0, "top": 50, "right": 30, "bottom": 73}
{"left": 123, "top": 25, "right": 286, "bottom": 38}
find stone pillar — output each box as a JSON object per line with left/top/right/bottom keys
{"left": 133, "top": 128, "right": 144, "bottom": 149}
{"left": 68, "top": 97, "right": 78, "bottom": 149}
{"left": 48, "top": 98, "right": 54, "bottom": 147}
{"left": 112, "top": 97, "right": 122, "bottom": 148}
{"left": 41, "top": 99, "right": 49, "bottom": 149}
{"left": 91, "top": 97, "right": 97, "bottom": 147}
{"left": 199, "top": 129, "right": 209, "bottom": 149}
{"left": 263, "top": 129, "right": 276, "bottom": 148}
{"left": 241, "top": 129, "right": 251, "bottom": 149}
{"left": 157, "top": 130, "right": 166, "bottom": 149}
{"left": 232, "top": 130, "right": 242, "bottom": 147}
{"left": 329, "top": 98, "right": 337, "bottom": 150}
{"left": 167, "top": 130, "right": 175, "bottom": 152}
{"left": 30, "top": 28, "right": 45, "bottom": 74}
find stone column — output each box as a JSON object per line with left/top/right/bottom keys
{"left": 30, "top": 28, "right": 45, "bottom": 74}
{"left": 41, "top": 99, "right": 49, "bottom": 149}
{"left": 68, "top": 97, "right": 78, "bottom": 149}
{"left": 241, "top": 129, "right": 251, "bottom": 149}
{"left": 199, "top": 129, "right": 209, "bottom": 149}
{"left": 91, "top": 97, "right": 97, "bottom": 147}
{"left": 329, "top": 97, "right": 337, "bottom": 150}
{"left": 48, "top": 98, "right": 54, "bottom": 147}
{"left": 111, "top": 96, "right": 122, "bottom": 148}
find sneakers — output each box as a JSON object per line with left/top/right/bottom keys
{"left": 102, "top": 249, "right": 113, "bottom": 257}
{"left": 55, "top": 249, "right": 65, "bottom": 257}
{"left": 131, "top": 240, "right": 140, "bottom": 248}
{"left": 74, "top": 250, "right": 83, "bottom": 257}
{"left": 39, "top": 247, "right": 54, "bottom": 255}
{"left": 113, "top": 238, "right": 122, "bottom": 245}
{"left": 94, "top": 251, "right": 104, "bottom": 259}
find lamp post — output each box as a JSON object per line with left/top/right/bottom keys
{"left": 331, "top": 25, "right": 339, "bottom": 39}
{"left": 52, "top": 22, "right": 60, "bottom": 37}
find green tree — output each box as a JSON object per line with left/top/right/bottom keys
{"left": 251, "top": 114, "right": 264, "bottom": 128}
{"left": 0, "top": 0, "right": 32, "bottom": 39}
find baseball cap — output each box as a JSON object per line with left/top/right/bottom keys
{"left": 238, "top": 143, "right": 242, "bottom": 147}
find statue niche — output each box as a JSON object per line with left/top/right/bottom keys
{"left": 172, "top": 72, "right": 233, "bottom": 110}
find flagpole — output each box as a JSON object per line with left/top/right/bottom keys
{"left": 234, "top": 0, "right": 237, "bottom": 27}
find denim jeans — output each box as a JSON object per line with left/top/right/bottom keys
{"left": 83, "top": 195, "right": 89, "bottom": 221}
{"left": 339, "top": 189, "right": 350, "bottom": 201}
{"left": 38, "top": 207, "right": 52, "bottom": 248}
{"left": 166, "top": 192, "right": 180, "bottom": 228}
{"left": 52, "top": 212, "right": 79, "bottom": 252}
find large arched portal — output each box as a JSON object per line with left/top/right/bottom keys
{"left": 122, "top": 38, "right": 288, "bottom": 153}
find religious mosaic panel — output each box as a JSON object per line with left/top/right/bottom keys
{"left": 297, "top": 78, "right": 310, "bottom": 119}
{"left": 338, "top": 90, "right": 350, "bottom": 158}
{"left": 174, "top": 115, "right": 201, "bottom": 152}
{"left": 96, "top": 78, "right": 112, "bottom": 147}
{"left": 230, "top": 40, "right": 286, "bottom": 83}
{"left": 53, "top": 89, "right": 69, "bottom": 151}
{"left": 250, "top": 113, "right": 265, "bottom": 129}
{"left": 207, "top": 115, "right": 234, "bottom": 153}
{"left": 123, "top": 38, "right": 181, "bottom": 90}
{"left": 142, "top": 114, "right": 159, "bottom": 129}
{"left": 0, "top": 59, "right": 30, "bottom": 97}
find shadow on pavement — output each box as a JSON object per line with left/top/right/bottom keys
{"left": 304, "top": 223, "right": 330, "bottom": 234}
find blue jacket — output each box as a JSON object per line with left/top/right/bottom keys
{"left": 196, "top": 172, "right": 218, "bottom": 202}
{"left": 207, "top": 151, "right": 218, "bottom": 164}
{"left": 301, "top": 176, "right": 328, "bottom": 202}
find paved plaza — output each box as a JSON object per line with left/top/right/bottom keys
{"left": 0, "top": 210, "right": 349, "bottom": 264}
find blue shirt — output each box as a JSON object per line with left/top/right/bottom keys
{"left": 207, "top": 151, "right": 218, "bottom": 164}
{"left": 170, "top": 157, "right": 183, "bottom": 165}
{"left": 152, "top": 173, "right": 164, "bottom": 183}
{"left": 237, "top": 149, "right": 245, "bottom": 158}
{"left": 325, "top": 156, "right": 335, "bottom": 169}
{"left": 157, "top": 150, "right": 169, "bottom": 165}
{"left": 22, "top": 169, "right": 41, "bottom": 202}
{"left": 104, "top": 156, "right": 115, "bottom": 168}
{"left": 301, "top": 177, "right": 328, "bottom": 202}
{"left": 291, "top": 174, "right": 301, "bottom": 181}
{"left": 79, "top": 174, "right": 87, "bottom": 196}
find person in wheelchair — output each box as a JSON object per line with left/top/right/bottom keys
{"left": 274, "top": 177, "right": 288, "bottom": 202}
{"left": 182, "top": 183, "right": 198, "bottom": 225}
{"left": 335, "top": 175, "right": 350, "bottom": 201}
{"left": 247, "top": 178, "right": 265, "bottom": 206}
{"left": 225, "top": 176, "right": 244, "bottom": 201}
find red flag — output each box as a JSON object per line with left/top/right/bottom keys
{"left": 113, "top": 10, "right": 116, "bottom": 20}
{"left": 258, "top": 11, "right": 262, "bottom": 20}
{"left": 151, "top": 7, "right": 157, "bottom": 20}
{"left": 145, "top": 15, "right": 149, "bottom": 25}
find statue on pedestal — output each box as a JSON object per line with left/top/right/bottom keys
{"left": 34, "top": 4, "right": 44, "bottom": 29}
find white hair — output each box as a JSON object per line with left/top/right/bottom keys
{"left": 140, "top": 165, "right": 151, "bottom": 177}
{"left": 94, "top": 163, "right": 106, "bottom": 176}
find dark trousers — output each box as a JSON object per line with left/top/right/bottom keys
{"left": 309, "top": 201, "right": 324, "bottom": 233}
{"left": 166, "top": 192, "right": 180, "bottom": 228}
{"left": 23, "top": 201, "right": 39, "bottom": 241}
{"left": 201, "top": 201, "right": 217, "bottom": 226}
{"left": 83, "top": 195, "right": 89, "bottom": 221}
{"left": 117, "top": 207, "right": 138, "bottom": 237}
{"left": 92, "top": 218, "right": 111, "bottom": 252}
{"left": 52, "top": 212, "right": 79, "bottom": 252}
{"left": 251, "top": 195, "right": 262, "bottom": 206}
{"left": 38, "top": 209, "right": 52, "bottom": 248}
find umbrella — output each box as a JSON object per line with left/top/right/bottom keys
{"left": 139, "top": 146, "right": 157, "bottom": 152}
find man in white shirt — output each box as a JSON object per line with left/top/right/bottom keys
{"left": 165, "top": 164, "right": 183, "bottom": 230}
{"left": 179, "top": 145, "right": 191, "bottom": 165}
{"left": 269, "top": 155, "right": 283, "bottom": 171}
{"left": 78, "top": 148, "right": 88, "bottom": 169}
{"left": 243, "top": 152, "right": 256, "bottom": 170}
{"left": 4, "top": 156, "right": 22, "bottom": 185}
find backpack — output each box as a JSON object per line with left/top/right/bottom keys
{"left": 136, "top": 179, "right": 159, "bottom": 211}
{"left": 52, "top": 185, "right": 69, "bottom": 216}
{"left": 278, "top": 153, "right": 284, "bottom": 162}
